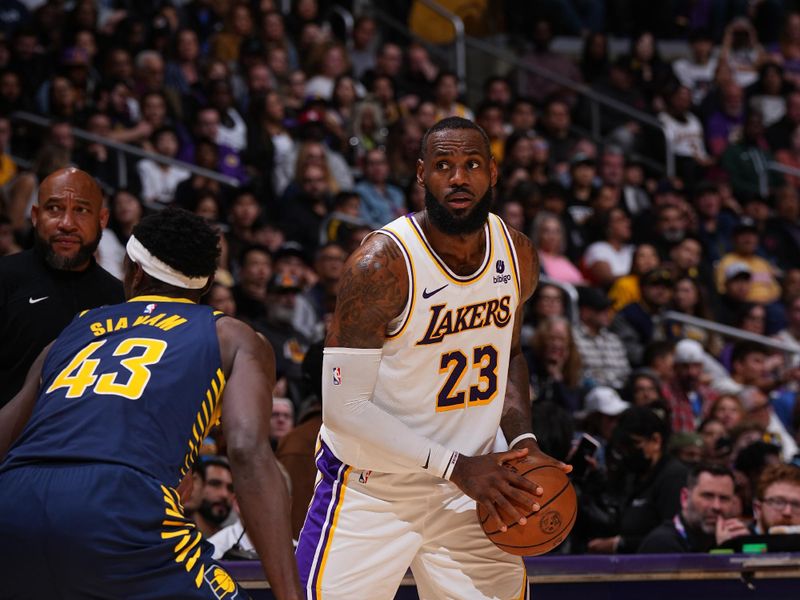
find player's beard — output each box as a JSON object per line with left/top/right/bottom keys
{"left": 34, "top": 229, "right": 101, "bottom": 270}
{"left": 198, "top": 498, "right": 231, "bottom": 526}
{"left": 425, "top": 187, "right": 493, "bottom": 235}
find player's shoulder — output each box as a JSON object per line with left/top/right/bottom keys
{"left": 344, "top": 229, "right": 409, "bottom": 282}
{"left": 499, "top": 221, "right": 538, "bottom": 299}
{"left": 216, "top": 313, "right": 262, "bottom": 344}
{"left": 502, "top": 222, "right": 535, "bottom": 262}
{"left": 216, "top": 314, "right": 277, "bottom": 380}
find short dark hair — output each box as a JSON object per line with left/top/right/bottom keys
{"left": 420, "top": 116, "right": 491, "bottom": 159}
{"left": 315, "top": 241, "right": 346, "bottom": 260}
{"left": 731, "top": 340, "right": 767, "bottom": 366}
{"left": 192, "top": 455, "right": 231, "bottom": 480}
{"left": 151, "top": 125, "right": 177, "bottom": 145}
{"left": 476, "top": 100, "right": 505, "bottom": 119}
{"left": 483, "top": 75, "right": 511, "bottom": 93}
{"left": 132, "top": 207, "right": 220, "bottom": 278}
{"left": 686, "top": 463, "right": 735, "bottom": 490}
{"left": 333, "top": 190, "right": 359, "bottom": 208}
{"left": 615, "top": 404, "right": 672, "bottom": 445}
{"left": 643, "top": 340, "right": 676, "bottom": 368}
{"left": 239, "top": 243, "right": 272, "bottom": 266}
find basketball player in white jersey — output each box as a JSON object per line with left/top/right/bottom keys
{"left": 296, "top": 117, "right": 569, "bottom": 599}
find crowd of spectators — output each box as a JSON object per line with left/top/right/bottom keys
{"left": 1, "top": 0, "right": 800, "bottom": 557}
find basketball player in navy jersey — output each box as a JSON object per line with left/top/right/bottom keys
{"left": 296, "top": 117, "right": 570, "bottom": 599}
{"left": 0, "top": 208, "right": 302, "bottom": 599}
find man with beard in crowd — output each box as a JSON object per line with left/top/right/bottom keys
{"left": 638, "top": 464, "right": 748, "bottom": 552}
{"left": 191, "top": 457, "right": 235, "bottom": 538}
{"left": 752, "top": 464, "right": 800, "bottom": 534}
{"left": 0, "top": 167, "right": 123, "bottom": 408}
{"left": 258, "top": 273, "right": 310, "bottom": 405}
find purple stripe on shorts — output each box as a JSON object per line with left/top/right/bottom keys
{"left": 295, "top": 440, "right": 347, "bottom": 599}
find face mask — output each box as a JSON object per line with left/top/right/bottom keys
{"left": 622, "top": 447, "right": 651, "bottom": 474}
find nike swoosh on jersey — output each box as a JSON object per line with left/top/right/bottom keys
{"left": 29, "top": 296, "right": 49, "bottom": 304}
{"left": 422, "top": 284, "right": 448, "bottom": 299}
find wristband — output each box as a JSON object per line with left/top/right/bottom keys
{"left": 443, "top": 451, "right": 460, "bottom": 480}
{"left": 509, "top": 433, "right": 538, "bottom": 448}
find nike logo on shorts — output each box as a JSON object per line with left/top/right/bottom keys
{"left": 29, "top": 296, "right": 49, "bottom": 304}
{"left": 422, "top": 284, "right": 448, "bottom": 299}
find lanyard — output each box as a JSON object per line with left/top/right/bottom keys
{"left": 673, "top": 514, "right": 688, "bottom": 541}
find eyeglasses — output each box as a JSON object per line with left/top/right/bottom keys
{"left": 762, "top": 496, "right": 800, "bottom": 513}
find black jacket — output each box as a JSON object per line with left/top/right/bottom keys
{"left": 638, "top": 513, "right": 717, "bottom": 553}
{"left": 0, "top": 248, "right": 123, "bottom": 407}
{"left": 617, "top": 455, "right": 688, "bottom": 553}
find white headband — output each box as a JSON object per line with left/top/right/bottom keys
{"left": 126, "top": 235, "right": 209, "bottom": 290}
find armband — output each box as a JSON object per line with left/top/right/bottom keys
{"left": 509, "top": 433, "right": 538, "bottom": 448}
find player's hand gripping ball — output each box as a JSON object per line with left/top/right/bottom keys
{"left": 477, "top": 460, "right": 577, "bottom": 556}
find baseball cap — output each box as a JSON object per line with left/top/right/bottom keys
{"left": 669, "top": 431, "right": 704, "bottom": 453}
{"left": 582, "top": 386, "right": 630, "bottom": 417}
{"left": 268, "top": 272, "right": 302, "bottom": 293}
{"left": 640, "top": 267, "right": 674, "bottom": 287}
{"left": 733, "top": 217, "right": 758, "bottom": 235}
{"left": 674, "top": 338, "right": 704, "bottom": 364}
{"left": 577, "top": 286, "right": 613, "bottom": 310}
{"left": 274, "top": 241, "right": 309, "bottom": 265}
{"left": 724, "top": 262, "right": 752, "bottom": 282}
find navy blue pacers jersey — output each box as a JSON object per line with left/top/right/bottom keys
{"left": 2, "top": 295, "right": 225, "bottom": 486}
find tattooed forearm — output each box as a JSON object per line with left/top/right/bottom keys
{"left": 326, "top": 235, "right": 408, "bottom": 348}
{"left": 502, "top": 348, "right": 533, "bottom": 442}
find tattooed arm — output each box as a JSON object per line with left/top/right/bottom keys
{"left": 502, "top": 229, "right": 570, "bottom": 471}
{"left": 326, "top": 233, "right": 408, "bottom": 349}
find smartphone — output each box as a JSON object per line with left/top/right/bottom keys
{"left": 569, "top": 433, "right": 601, "bottom": 479}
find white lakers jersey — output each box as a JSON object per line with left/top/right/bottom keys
{"left": 321, "top": 213, "right": 521, "bottom": 473}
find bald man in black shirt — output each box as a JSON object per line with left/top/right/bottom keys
{"left": 0, "top": 168, "right": 123, "bottom": 407}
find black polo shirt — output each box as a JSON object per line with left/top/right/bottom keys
{"left": 0, "top": 247, "right": 124, "bottom": 407}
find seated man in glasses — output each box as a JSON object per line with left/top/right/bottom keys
{"left": 753, "top": 464, "right": 800, "bottom": 535}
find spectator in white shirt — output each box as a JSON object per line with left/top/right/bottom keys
{"left": 658, "top": 83, "right": 711, "bottom": 188}
{"left": 583, "top": 207, "right": 635, "bottom": 288}
{"left": 673, "top": 29, "right": 718, "bottom": 105}
{"left": 209, "top": 79, "right": 248, "bottom": 152}
{"left": 136, "top": 127, "right": 190, "bottom": 210}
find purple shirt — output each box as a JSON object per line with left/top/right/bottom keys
{"left": 705, "top": 110, "right": 743, "bottom": 156}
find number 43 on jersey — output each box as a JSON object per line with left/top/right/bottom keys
{"left": 46, "top": 338, "right": 167, "bottom": 400}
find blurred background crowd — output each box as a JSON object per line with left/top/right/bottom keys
{"left": 2, "top": 0, "right": 800, "bottom": 556}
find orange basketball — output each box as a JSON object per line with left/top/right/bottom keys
{"left": 477, "top": 461, "right": 577, "bottom": 556}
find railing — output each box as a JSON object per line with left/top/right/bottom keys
{"left": 328, "top": 5, "right": 355, "bottom": 52}
{"left": 769, "top": 160, "right": 800, "bottom": 185}
{"left": 414, "top": 0, "right": 466, "bottom": 93}
{"left": 462, "top": 34, "right": 676, "bottom": 178}
{"left": 368, "top": 7, "right": 453, "bottom": 67}
{"left": 365, "top": 1, "right": 674, "bottom": 177}
{"left": 11, "top": 111, "right": 241, "bottom": 189}
{"left": 663, "top": 311, "right": 800, "bottom": 356}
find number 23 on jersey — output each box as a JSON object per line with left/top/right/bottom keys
{"left": 437, "top": 344, "right": 498, "bottom": 411}
{"left": 46, "top": 337, "right": 168, "bottom": 400}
